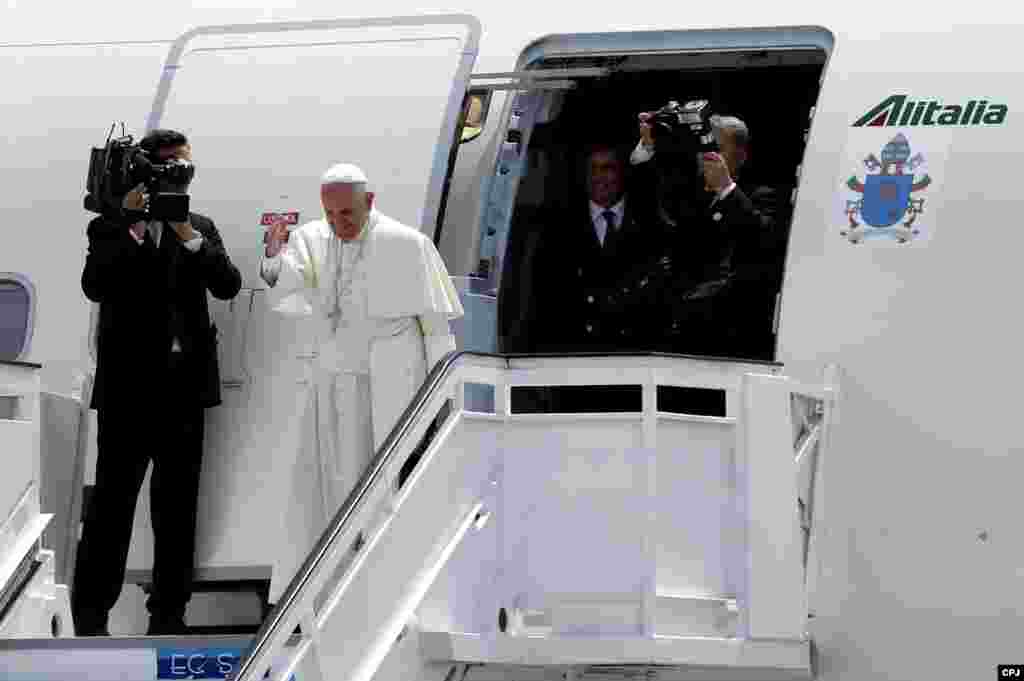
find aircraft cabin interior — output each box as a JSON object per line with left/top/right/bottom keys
{"left": 441, "top": 44, "right": 826, "bottom": 417}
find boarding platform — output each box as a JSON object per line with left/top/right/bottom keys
{"left": 1, "top": 350, "right": 837, "bottom": 681}
{"left": 222, "top": 351, "right": 836, "bottom": 681}
{"left": 1, "top": 360, "right": 81, "bottom": 641}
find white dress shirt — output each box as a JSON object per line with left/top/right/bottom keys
{"left": 129, "top": 220, "right": 204, "bottom": 353}
{"left": 129, "top": 220, "right": 205, "bottom": 251}
{"left": 589, "top": 197, "right": 626, "bottom": 246}
{"left": 630, "top": 140, "right": 656, "bottom": 166}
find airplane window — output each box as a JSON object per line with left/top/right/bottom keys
{"left": 459, "top": 90, "right": 492, "bottom": 144}
{"left": 0, "top": 274, "right": 33, "bottom": 362}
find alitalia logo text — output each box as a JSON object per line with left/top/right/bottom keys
{"left": 852, "top": 95, "right": 1008, "bottom": 127}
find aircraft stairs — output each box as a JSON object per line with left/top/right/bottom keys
{"left": 0, "top": 352, "right": 838, "bottom": 681}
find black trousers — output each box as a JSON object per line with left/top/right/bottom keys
{"left": 72, "top": 352, "right": 205, "bottom": 631}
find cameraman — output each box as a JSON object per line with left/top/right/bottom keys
{"left": 629, "top": 111, "right": 788, "bottom": 359}
{"left": 74, "top": 129, "right": 241, "bottom": 636}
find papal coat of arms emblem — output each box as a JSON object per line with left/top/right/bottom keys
{"left": 842, "top": 132, "right": 932, "bottom": 244}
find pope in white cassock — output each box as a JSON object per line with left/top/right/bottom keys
{"left": 260, "top": 163, "right": 464, "bottom": 604}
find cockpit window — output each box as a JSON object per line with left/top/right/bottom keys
{"left": 0, "top": 274, "right": 34, "bottom": 362}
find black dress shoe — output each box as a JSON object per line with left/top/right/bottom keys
{"left": 147, "top": 614, "right": 187, "bottom": 636}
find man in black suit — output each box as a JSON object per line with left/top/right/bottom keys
{"left": 73, "top": 129, "right": 242, "bottom": 636}
{"left": 628, "top": 113, "right": 790, "bottom": 361}
{"left": 527, "top": 143, "right": 666, "bottom": 353}
{"left": 520, "top": 142, "right": 667, "bottom": 412}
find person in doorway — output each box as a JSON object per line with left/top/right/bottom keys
{"left": 521, "top": 141, "right": 666, "bottom": 413}
{"left": 630, "top": 113, "right": 789, "bottom": 359}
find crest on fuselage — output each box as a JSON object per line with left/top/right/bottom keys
{"left": 841, "top": 133, "right": 932, "bottom": 244}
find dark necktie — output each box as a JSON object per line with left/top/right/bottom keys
{"left": 602, "top": 210, "right": 617, "bottom": 249}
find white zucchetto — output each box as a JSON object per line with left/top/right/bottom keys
{"left": 321, "top": 163, "right": 369, "bottom": 187}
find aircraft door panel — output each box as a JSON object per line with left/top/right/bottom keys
{"left": 193, "top": 289, "right": 317, "bottom": 570}
{"left": 205, "top": 288, "right": 253, "bottom": 389}
{"left": 147, "top": 16, "right": 481, "bottom": 291}
{"left": 122, "top": 15, "right": 481, "bottom": 577}
{"left": 126, "top": 287, "right": 318, "bottom": 575}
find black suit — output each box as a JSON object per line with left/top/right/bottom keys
{"left": 528, "top": 194, "right": 667, "bottom": 354}
{"left": 512, "top": 192, "right": 667, "bottom": 413}
{"left": 73, "top": 211, "right": 241, "bottom": 634}
{"left": 689, "top": 181, "right": 788, "bottom": 359}
{"left": 650, "top": 180, "right": 790, "bottom": 360}
{"left": 573, "top": 177, "right": 787, "bottom": 416}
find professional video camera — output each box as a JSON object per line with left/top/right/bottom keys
{"left": 638, "top": 98, "right": 723, "bottom": 228}
{"left": 84, "top": 124, "right": 193, "bottom": 222}
{"left": 645, "top": 98, "right": 720, "bottom": 156}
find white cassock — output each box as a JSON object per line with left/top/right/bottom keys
{"left": 260, "top": 208, "right": 463, "bottom": 603}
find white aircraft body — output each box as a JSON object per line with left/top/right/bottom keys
{"left": 0, "top": 2, "right": 1021, "bottom": 681}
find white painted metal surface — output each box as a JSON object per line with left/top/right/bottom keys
{"left": 0, "top": 549, "right": 73, "bottom": 639}
{"left": 737, "top": 373, "right": 806, "bottom": 640}
{"left": 112, "top": 14, "right": 481, "bottom": 583}
{"left": 2, "top": 5, "right": 1023, "bottom": 681}
{"left": 0, "top": 485, "right": 51, "bottom": 601}
{"left": 0, "top": 364, "right": 79, "bottom": 639}
{"left": 420, "top": 631, "right": 812, "bottom": 680}
{"left": 37, "top": 391, "right": 88, "bottom": 590}
{"left": 236, "top": 352, "right": 827, "bottom": 681}
{"left": 0, "top": 363, "right": 42, "bottom": 530}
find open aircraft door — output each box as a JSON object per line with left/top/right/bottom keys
{"left": 107, "top": 14, "right": 481, "bottom": 588}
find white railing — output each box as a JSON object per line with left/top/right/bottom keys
{"left": 232, "top": 352, "right": 837, "bottom": 681}
{"left": 0, "top": 360, "right": 49, "bottom": 622}
{"left": 1, "top": 361, "right": 43, "bottom": 544}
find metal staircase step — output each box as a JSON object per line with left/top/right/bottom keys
{"left": 419, "top": 631, "right": 811, "bottom": 681}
